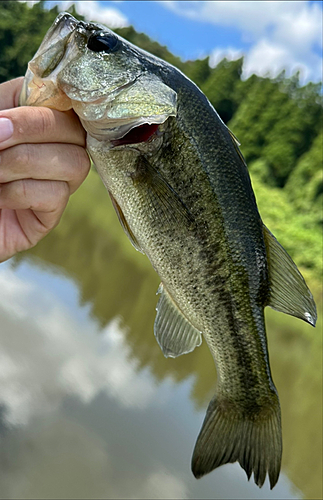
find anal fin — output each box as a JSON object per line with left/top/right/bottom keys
{"left": 263, "top": 225, "right": 317, "bottom": 326}
{"left": 154, "top": 283, "right": 202, "bottom": 358}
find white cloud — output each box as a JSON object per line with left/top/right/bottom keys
{"left": 0, "top": 264, "right": 191, "bottom": 499}
{"left": 242, "top": 38, "right": 320, "bottom": 82}
{"left": 0, "top": 265, "right": 158, "bottom": 426}
{"left": 19, "top": 0, "right": 41, "bottom": 6}
{"left": 209, "top": 47, "right": 243, "bottom": 68}
{"left": 0, "top": 267, "right": 34, "bottom": 318}
{"left": 0, "top": 417, "right": 189, "bottom": 500}
{"left": 143, "top": 469, "right": 188, "bottom": 499}
{"left": 162, "top": 1, "right": 323, "bottom": 82}
{"left": 48, "top": 1, "right": 129, "bottom": 28}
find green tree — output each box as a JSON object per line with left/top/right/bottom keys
{"left": 285, "top": 131, "right": 323, "bottom": 223}
{"left": 228, "top": 76, "right": 278, "bottom": 161}
{"left": 183, "top": 56, "right": 211, "bottom": 89}
{"left": 1, "top": 0, "right": 321, "bottom": 284}
{"left": 229, "top": 74, "right": 322, "bottom": 187}
{"left": 0, "top": 1, "right": 59, "bottom": 82}
{"left": 200, "top": 57, "right": 243, "bottom": 123}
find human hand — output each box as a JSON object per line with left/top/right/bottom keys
{"left": 0, "top": 77, "right": 91, "bottom": 263}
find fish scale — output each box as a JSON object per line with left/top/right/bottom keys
{"left": 20, "top": 12, "right": 317, "bottom": 489}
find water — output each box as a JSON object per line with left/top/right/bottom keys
{"left": 0, "top": 170, "right": 321, "bottom": 499}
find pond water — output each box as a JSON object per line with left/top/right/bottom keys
{"left": 0, "top": 170, "right": 321, "bottom": 499}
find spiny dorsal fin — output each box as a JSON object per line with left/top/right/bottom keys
{"left": 108, "top": 191, "right": 144, "bottom": 253}
{"left": 227, "top": 127, "right": 247, "bottom": 167}
{"left": 263, "top": 225, "right": 317, "bottom": 326}
{"left": 154, "top": 283, "right": 202, "bottom": 358}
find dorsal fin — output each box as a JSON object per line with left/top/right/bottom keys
{"left": 263, "top": 225, "right": 317, "bottom": 326}
{"left": 227, "top": 127, "right": 247, "bottom": 167}
{"left": 154, "top": 283, "right": 202, "bottom": 358}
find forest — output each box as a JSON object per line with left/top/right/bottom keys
{"left": 0, "top": 5, "right": 322, "bottom": 497}
{"left": 0, "top": 0, "right": 322, "bottom": 290}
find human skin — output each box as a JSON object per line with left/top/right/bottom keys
{"left": 0, "top": 77, "right": 91, "bottom": 262}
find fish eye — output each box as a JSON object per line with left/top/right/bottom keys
{"left": 87, "top": 31, "right": 119, "bottom": 53}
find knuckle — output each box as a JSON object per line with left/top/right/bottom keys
{"left": 44, "top": 182, "right": 69, "bottom": 228}
{"left": 17, "top": 107, "right": 55, "bottom": 139}
{"left": 37, "top": 182, "right": 68, "bottom": 213}
{"left": 74, "top": 146, "right": 91, "bottom": 178}
{"left": 15, "top": 143, "right": 34, "bottom": 167}
{"left": 58, "top": 180, "right": 70, "bottom": 202}
{"left": 8, "top": 179, "right": 28, "bottom": 203}
{"left": 66, "top": 146, "right": 90, "bottom": 192}
{"left": 0, "top": 143, "right": 35, "bottom": 183}
{"left": 48, "top": 181, "right": 69, "bottom": 212}
{"left": 33, "top": 107, "right": 55, "bottom": 136}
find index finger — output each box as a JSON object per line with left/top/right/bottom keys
{"left": 0, "top": 77, "right": 24, "bottom": 110}
{"left": 0, "top": 105, "right": 87, "bottom": 150}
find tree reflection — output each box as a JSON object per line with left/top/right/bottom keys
{"left": 15, "top": 170, "right": 322, "bottom": 499}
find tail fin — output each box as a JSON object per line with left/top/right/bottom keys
{"left": 191, "top": 395, "right": 282, "bottom": 489}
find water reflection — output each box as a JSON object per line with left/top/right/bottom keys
{"left": 0, "top": 260, "right": 299, "bottom": 499}
{"left": 0, "top": 170, "right": 321, "bottom": 499}
{"left": 0, "top": 264, "right": 158, "bottom": 424}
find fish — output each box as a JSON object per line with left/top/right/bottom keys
{"left": 19, "top": 12, "right": 317, "bottom": 489}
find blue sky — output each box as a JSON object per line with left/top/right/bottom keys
{"left": 99, "top": 1, "right": 249, "bottom": 61}
{"left": 43, "top": 1, "right": 322, "bottom": 83}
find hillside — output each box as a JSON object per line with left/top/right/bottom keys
{"left": 0, "top": 0, "right": 322, "bottom": 287}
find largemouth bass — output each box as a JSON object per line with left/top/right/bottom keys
{"left": 20, "top": 13, "right": 317, "bottom": 489}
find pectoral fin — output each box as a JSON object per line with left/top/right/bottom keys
{"left": 263, "top": 225, "right": 317, "bottom": 326}
{"left": 154, "top": 283, "right": 202, "bottom": 357}
{"left": 133, "top": 156, "right": 194, "bottom": 228}
{"left": 108, "top": 191, "right": 144, "bottom": 253}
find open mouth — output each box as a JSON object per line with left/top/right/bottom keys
{"left": 82, "top": 112, "right": 168, "bottom": 146}
{"left": 111, "top": 123, "right": 159, "bottom": 147}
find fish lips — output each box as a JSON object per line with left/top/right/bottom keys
{"left": 81, "top": 113, "right": 171, "bottom": 145}
{"left": 19, "top": 12, "right": 78, "bottom": 108}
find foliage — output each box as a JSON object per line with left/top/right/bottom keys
{"left": 228, "top": 75, "right": 322, "bottom": 187}
{"left": 2, "top": 6, "right": 322, "bottom": 496}
{"left": 183, "top": 56, "right": 212, "bottom": 89}
{"left": 285, "top": 131, "right": 323, "bottom": 223}
{"left": 200, "top": 57, "right": 243, "bottom": 123}
{"left": 0, "top": 0, "right": 322, "bottom": 289}
{"left": 250, "top": 170, "right": 322, "bottom": 286}
{"left": 0, "top": 1, "right": 83, "bottom": 82}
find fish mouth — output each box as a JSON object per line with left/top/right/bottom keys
{"left": 111, "top": 122, "right": 160, "bottom": 147}
{"left": 70, "top": 75, "right": 171, "bottom": 145}
{"left": 20, "top": 12, "right": 177, "bottom": 145}
{"left": 19, "top": 12, "right": 79, "bottom": 109}
{"left": 20, "top": 13, "right": 140, "bottom": 110}
{"left": 81, "top": 112, "right": 169, "bottom": 146}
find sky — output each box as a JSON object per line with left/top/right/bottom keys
{"left": 37, "top": 1, "right": 323, "bottom": 83}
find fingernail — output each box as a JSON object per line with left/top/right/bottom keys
{"left": 0, "top": 117, "right": 14, "bottom": 142}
